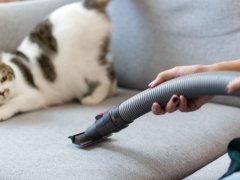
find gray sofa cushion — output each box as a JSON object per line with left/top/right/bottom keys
{"left": 185, "top": 154, "right": 230, "bottom": 180}
{"left": 0, "top": 89, "right": 240, "bottom": 179}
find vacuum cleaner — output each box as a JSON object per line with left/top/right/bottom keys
{"left": 69, "top": 71, "right": 240, "bottom": 148}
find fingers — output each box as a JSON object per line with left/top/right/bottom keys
{"left": 151, "top": 95, "right": 179, "bottom": 115}
{"left": 148, "top": 68, "right": 178, "bottom": 88}
{"left": 148, "top": 65, "right": 202, "bottom": 88}
{"left": 178, "top": 95, "right": 188, "bottom": 112}
{"left": 227, "top": 77, "right": 240, "bottom": 93}
{"left": 151, "top": 102, "right": 165, "bottom": 115}
{"left": 165, "top": 95, "right": 179, "bottom": 113}
{"left": 151, "top": 95, "right": 212, "bottom": 115}
{"left": 179, "top": 95, "right": 212, "bottom": 112}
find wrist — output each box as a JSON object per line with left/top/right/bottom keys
{"left": 196, "top": 64, "right": 214, "bottom": 72}
{"left": 203, "top": 60, "right": 240, "bottom": 72}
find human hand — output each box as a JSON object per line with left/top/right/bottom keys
{"left": 149, "top": 65, "right": 213, "bottom": 115}
{"left": 227, "top": 77, "right": 240, "bottom": 93}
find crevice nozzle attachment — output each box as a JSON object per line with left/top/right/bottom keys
{"left": 68, "top": 132, "right": 109, "bottom": 148}
{"left": 68, "top": 135, "right": 74, "bottom": 142}
{"left": 69, "top": 106, "right": 129, "bottom": 148}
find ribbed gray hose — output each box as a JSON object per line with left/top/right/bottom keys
{"left": 69, "top": 71, "right": 240, "bottom": 147}
{"left": 119, "top": 71, "right": 240, "bottom": 122}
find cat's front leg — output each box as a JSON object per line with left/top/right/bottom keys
{"left": 0, "top": 107, "right": 17, "bottom": 121}
{"left": 81, "top": 81, "right": 112, "bottom": 105}
{"left": 0, "top": 91, "right": 46, "bottom": 121}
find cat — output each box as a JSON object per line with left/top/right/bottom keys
{"left": 0, "top": 0, "right": 18, "bottom": 2}
{"left": 0, "top": 0, "right": 117, "bottom": 121}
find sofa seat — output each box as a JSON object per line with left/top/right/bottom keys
{"left": 186, "top": 154, "right": 230, "bottom": 180}
{"left": 0, "top": 88, "right": 239, "bottom": 180}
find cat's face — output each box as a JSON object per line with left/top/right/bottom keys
{"left": 0, "top": 62, "right": 15, "bottom": 104}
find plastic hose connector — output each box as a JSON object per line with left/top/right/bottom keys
{"left": 118, "top": 71, "right": 240, "bottom": 122}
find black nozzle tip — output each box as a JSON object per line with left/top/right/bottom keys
{"left": 68, "top": 132, "right": 97, "bottom": 148}
{"left": 68, "top": 132, "right": 111, "bottom": 148}
{"left": 69, "top": 132, "right": 89, "bottom": 143}
{"left": 68, "top": 135, "right": 74, "bottom": 143}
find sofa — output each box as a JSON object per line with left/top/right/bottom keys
{"left": 1, "top": 0, "right": 240, "bottom": 179}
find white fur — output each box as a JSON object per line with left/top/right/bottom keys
{"left": 0, "top": 2, "right": 116, "bottom": 120}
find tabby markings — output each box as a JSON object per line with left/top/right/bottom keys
{"left": 30, "top": 20, "right": 57, "bottom": 82}
{"left": 83, "top": 79, "right": 100, "bottom": 98}
{"left": 99, "top": 36, "right": 115, "bottom": 82}
{"left": 11, "top": 50, "right": 29, "bottom": 62}
{"left": 37, "top": 54, "right": 56, "bottom": 82}
{"left": 0, "top": 62, "right": 15, "bottom": 82}
{"left": 83, "top": 0, "right": 109, "bottom": 12}
{"left": 11, "top": 57, "right": 37, "bottom": 88}
{"left": 30, "top": 20, "right": 57, "bottom": 54}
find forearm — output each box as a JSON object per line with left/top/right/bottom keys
{"left": 202, "top": 60, "right": 240, "bottom": 72}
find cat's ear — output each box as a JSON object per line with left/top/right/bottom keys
{"left": 84, "top": 0, "right": 110, "bottom": 11}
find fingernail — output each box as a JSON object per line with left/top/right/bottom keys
{"left": 172, "top": 97, "right": 178, "bottom": 103}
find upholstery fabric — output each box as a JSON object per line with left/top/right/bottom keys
{"left": 185, "top": 154, "right": 230, "bottom": 180}
{"left": 0, "top": 89, "right": 240, "bottom": 179}
{"left": 109, "top": 0, "right": 240, "bottom": 90}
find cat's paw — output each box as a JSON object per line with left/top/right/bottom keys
{"left": 81, "top": 96, "right": 103, "bottom": 105}
{"left": 0, "top": 110, "right": 14, "bottom": 121}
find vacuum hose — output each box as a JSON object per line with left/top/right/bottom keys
{"left": 69, "top": 71, "right": 240, "bottom": 148}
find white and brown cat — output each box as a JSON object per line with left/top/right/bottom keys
{"left": 0, "top": 0, "right": 117, "bottom": 121}
{"left": 0, "top": 0, "right": 18, "bottom": 2}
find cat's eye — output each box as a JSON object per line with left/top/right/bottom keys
{"left": 1, "top": 76, "right": 7, "bottom": 83}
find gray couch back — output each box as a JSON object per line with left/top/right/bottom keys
{"left": 1, "top": 0, "right": 240, "bottom": 106}
{"left": 108, "top": 0, "right": 240, "bottom": 90}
